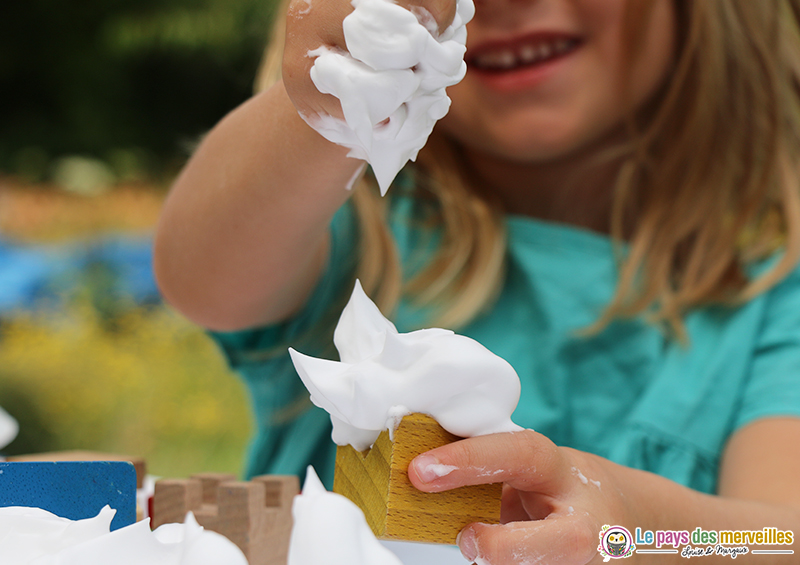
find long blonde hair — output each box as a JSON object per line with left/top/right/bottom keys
{"left": 259, "top": 0, "right": 800, "bottom": 337}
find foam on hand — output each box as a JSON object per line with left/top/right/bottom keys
{"left": 289, "top": 280, "right": 523, "bottom": 452}
{"left": 0, "top": 506, "right": 248, "bottom": 565}
{"left": 303, "top": 0, "right": 475, "bottom": 195}
{"left": 287, "top": 466, "right": 402, "bottom": 565}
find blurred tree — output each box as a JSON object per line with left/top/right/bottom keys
{"left": 0, "top": 0, "right": 278, "bottom": 181}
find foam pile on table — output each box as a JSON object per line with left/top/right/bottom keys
{"left": 287, "top": 467, "right": 403, "bottom": 565}
{"left": 0, "top": 505, "right": 247, "bottom": 565}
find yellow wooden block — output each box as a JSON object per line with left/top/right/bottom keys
{"left": 333, "top": 413, "right": 502, "bottom": 544}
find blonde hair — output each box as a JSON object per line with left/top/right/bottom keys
{"left": 259, "top": 0, "right": 800, "bottom": 337}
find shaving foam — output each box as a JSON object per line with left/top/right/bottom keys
{"left": 303, "top": 0, "right": 475, "bottom": 194}
{"left": 0, "top": 405, "right": 18, "bottom": 450}
{"left": 0, "top": 506, "right": 247, "bottom": 565}
{"left": 289, "top": 280, "right": 522, "bottom": 451}
{"left": 287, "top": 466, "right": 403, "bottom": 565}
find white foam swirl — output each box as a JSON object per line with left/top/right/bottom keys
{"left": 303, "top": 0, "right": 475, "bottom": 194}
{"left": 289, "top": 280, "right": 522, "bottom": 451}
{"left": 287, "top": 466, "right": 403, "bottom": 565}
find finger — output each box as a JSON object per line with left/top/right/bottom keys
{"left": 286, "top": 0, "right": 351, "bottom": 46}
{"left": 397, "top": 0, "right": 458, "bottom": 35}
{"left": 500, "top": 485, "right": 529, "bottom": 523}
{"left": 409, "top": 430, "right": 572, "bottom": 495}
{"left": 500, "top": 484, "right": 558, "bottom": 523}
{"left": 458, "top": 516, "right": 598, "bottom": 565}
{"left": 283, "top": 0, "right": 354, "bottom": 119}
{"left": 284, "top": 0, "right": 352, "bottom": 66}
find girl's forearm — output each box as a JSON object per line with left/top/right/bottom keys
{"left": 153, "top": 81, "right": 362, "bottom": 331}
{"left": 609, "top": 458, "right": 800, "bottom": 563}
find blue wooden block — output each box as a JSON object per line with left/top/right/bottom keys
{"left": 0, "top": 461, "right": 137, "bottom": 530}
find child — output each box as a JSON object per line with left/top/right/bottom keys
{"left": 154, "top": 0, "right": 800, "bottom": 562}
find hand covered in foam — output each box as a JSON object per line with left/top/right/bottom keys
{"left": 289, "top": 280, "right": 523, "bottom": 451}
{"left": 287, "top": 466, "right": 403, "bottom": 565}
{"left": 290, "top": 0, "right": 474, "bottom": 194}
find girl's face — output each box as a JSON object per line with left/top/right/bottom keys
{"left": 439, "top": 0, "right": 676, "bottom": 164}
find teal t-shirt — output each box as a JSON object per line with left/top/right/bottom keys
{"left": 212, "top": 194, "right": 800, "bottom": 493}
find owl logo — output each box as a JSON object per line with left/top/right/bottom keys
{"left": 598, "top": 525, "right": 635, "bottom": 561}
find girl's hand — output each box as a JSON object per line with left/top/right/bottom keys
{"left": 282, "top": 0, "right": 458, "bottom": 122}
{"left": 408, "top": 431, "right": 631, "bottom": 565}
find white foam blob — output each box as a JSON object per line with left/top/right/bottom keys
{"left": 0, "top": 405, "right": 19, "bottom": 450}
{"left": 289, "top": 280, "right": 523, "bottom": 451}
{"left": 0, "top": 506, "right": 248, "bottom": 565}
{"left": 287, "top": 466, "right": 403, "bottom": 565}
{"left": 303, "top": 0, "right": 475, "bottom": 194}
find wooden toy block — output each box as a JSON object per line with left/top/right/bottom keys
{"left": 152, "top": 473, "right": 299, "bottom": 565}
{"left": 0, "top": 461, "right": 137, "bottom": 531}
{"left": 8, "top": 450, "right": 146, "bottom": 489}
{"left": 333, "top": 412, "right": 502, "bottom": 544}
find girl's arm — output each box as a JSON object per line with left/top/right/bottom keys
{"left": 408, "top": 418, "right": 800, "bottom": 564}
{"left": 154, "top": 0, "right": 457, "bottom": 331}
{"left": 153, "top": 82, "right": 359, "bottom": 331}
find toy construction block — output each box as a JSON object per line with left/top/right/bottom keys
{"left": 152, "top": 473, "right": 299, "bottom": 565}
{"left": 0, "top": 461, "right": 137, "bottom": 531}
{"left": 8, "top": 450, "right": 146, "bottom": 489}
{"left": 333, "top": 412, "right": 502, "bottom": 544}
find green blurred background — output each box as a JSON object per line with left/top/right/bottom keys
{"left": 0, "top": 0, "right": 282, "bottom": 478}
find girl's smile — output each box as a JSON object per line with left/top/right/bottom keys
{"left": 466, "top": 32, "right": 582, "bottom": 93}
{"left": 439, "top": 0, "right": 677, "bottom": 166}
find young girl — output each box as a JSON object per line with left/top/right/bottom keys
{"left": 154, "top": 0, "right": 800, "bottom": 562}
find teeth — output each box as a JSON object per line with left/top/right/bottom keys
{"left": 519, "top": 44, "right": 537, "bottom": 64}
{"left": 538, "top": 43, "right": 552, "bottom": 60}
{"left": 497, "top": 51, "right": 516, "bottom": 69}
{"left": 475, "top": 50, "right": 517, "bottom": 69}
{"left": 472, "top": 38, "right": 576, "bottom": 71}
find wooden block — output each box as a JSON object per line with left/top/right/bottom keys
{"left": 226, "top": 482, "right": 268, "bottom": 547}
{"left": 0, "top": 461, "right": 137, "bottom": 531}
{"left": 333, "top": 413, "right": 502, "bottom": 544}
{"left": 251, "top": 475, "right": 299, "bottom": 565}
{"left": 151, "top": 478, "right": 203, "bottom": 528}
{"left": 253, "top": 475, "right": 299, "bottom": 511}
{"left": 8, "top": 451, "right": 146, "bottom": 489}
{"left": 151, "top": 474, "right": 299, "bottom": 565}
{"left": 194, "top": 473, "right": 237, "bottom": 505}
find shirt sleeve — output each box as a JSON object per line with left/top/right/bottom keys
{"left": 733, "top": 263, "right": 800, "bottom": 430}
{"left": 209, "top": 202, "right": 359, "bottom": 370}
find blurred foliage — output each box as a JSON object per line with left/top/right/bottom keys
{"left": 0, "top": 184, "right": 252, "bottom": 478}
{"left": 0, "top": 300, "right": 252, "bottom": 478}
{"left": 1, "top": 0, "right": 279, "bottom": 181}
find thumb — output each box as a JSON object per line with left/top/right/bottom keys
{"left": 458, "top": 516, "right": 598, "bottom": 565}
